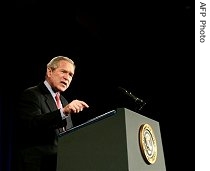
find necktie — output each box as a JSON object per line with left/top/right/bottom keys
{"left": 55, "top": 93, "right": 62, "bottom": 109}
{"left": 55, "top": 93, "right": 65, "bottom": 132}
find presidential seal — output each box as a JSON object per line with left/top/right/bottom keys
{"left": 139, "top": 123, "right": 157, "bottom": 164}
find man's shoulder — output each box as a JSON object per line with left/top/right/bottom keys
{"left": 21, "top": 82, "right": 48, "bottom": 98}
{"left": 24, "top": 82, "right": 46, "bottom": 93}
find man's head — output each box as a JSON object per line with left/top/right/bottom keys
{"left": 46, "top": 56, "right": 76, "bottom": 92}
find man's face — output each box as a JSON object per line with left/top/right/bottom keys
{"left": 47, "top": 60, "right": 75, "bottom": 92}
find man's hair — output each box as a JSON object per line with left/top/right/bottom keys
{"left": 47, "top": 56, "right": 75, "bottom": 70}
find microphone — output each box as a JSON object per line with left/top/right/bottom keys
{"left": 118, "top": 87, "right": 144, "bottom": 103}
{"left": 118, "top": 86, "right": 146, "bottom": 111}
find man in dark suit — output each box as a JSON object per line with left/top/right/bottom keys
{"left": 13, "top": 56, "right": 89, "bottom": 171}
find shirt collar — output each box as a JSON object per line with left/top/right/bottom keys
{"left": 44, "top": 80, "right": 57, "bottom": 98}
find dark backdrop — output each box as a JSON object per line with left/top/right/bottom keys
{"left": 1, "top": 1, "right": 194, "bottom": 171}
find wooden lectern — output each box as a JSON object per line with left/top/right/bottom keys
{"left": 57, "top": 108, "right": 166, "bottom": 171}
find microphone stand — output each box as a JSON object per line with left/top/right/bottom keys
{"left": 135, "top": 99, "right": 147, "bottom": 112}
{"left": 118, "top": 86, "right": 147, "bottom": 112}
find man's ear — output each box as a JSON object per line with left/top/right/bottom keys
{"left": 47, "top": 67, "right": 52, "bottom": 77}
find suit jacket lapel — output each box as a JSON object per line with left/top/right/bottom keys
{"left": 38, "top": 82, "right": 58, "bottom": 112}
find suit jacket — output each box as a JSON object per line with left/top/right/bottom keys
{"left": 15, "top": 82, "right": 73, "bottom": 170}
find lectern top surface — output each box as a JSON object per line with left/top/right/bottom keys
{"left": 58, "top": 109, "right": 116, "bottom": 137}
